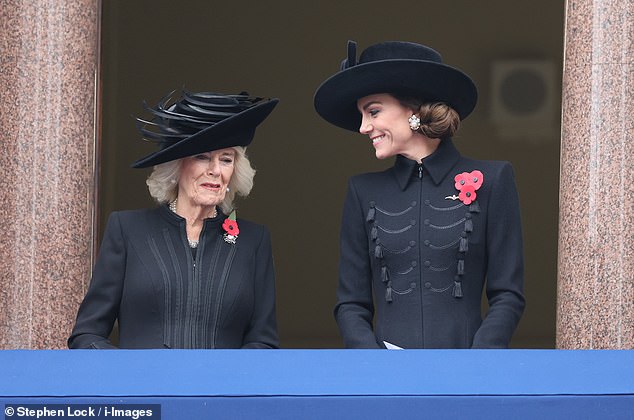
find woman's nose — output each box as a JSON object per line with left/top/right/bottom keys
{"left": 359, "top": 115, "right": 372, "bottom": 134}
{"left": 207, "top": 159, "right": 220, "bottom": 175}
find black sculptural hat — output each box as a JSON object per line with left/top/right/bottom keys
{"left": 132, "top": 90, "right": 278, "bottom": 168}
{"left": 314, "top": 40, "right": 478, "bottom": 132}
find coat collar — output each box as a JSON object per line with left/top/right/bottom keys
{"left": 393, "top": 138, "right": 461, "bottom": 190}
{"left": 159, "top": 203, "right": 225, "bottom": 228}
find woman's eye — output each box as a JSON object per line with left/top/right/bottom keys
{"left": 221, "top": 158, "right": 234, "bottom": 164}
{"left": 369, "top": 109, "right": 379, "bottom": 116}
{"left": 195, "top": 154, "right": 209, "bottom": 160}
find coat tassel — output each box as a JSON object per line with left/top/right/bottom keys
{"left": 366, "top": 207, "right": 375, "bottom": 222}
{"left": 385, "top": 283, "right": 393, "bottom": 302}
{"left": 371, "top": 226, "right": 378, "bottom": 241}
{"left": 457, "top": 259, "right": 464, "bottom": 275}
{"left": 465, "top": 219, "right": 473, "bottom": 232}
{"left": 375, "top": 245, "right": 383, "bottom": 259}
{"left": 459, "top": 236, "right": 469, "bottom": 252}
{"left": 381, "top": 266, "right": 389, "bottom": 283}
{"left": 469, "top": 201, "right": 480, "bottom": 213}
{"left": 452, "top": 281, "right": 463, "bottom": 298}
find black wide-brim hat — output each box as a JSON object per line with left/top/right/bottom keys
{"left": 314, "top": 41, "right": 478, "bottom": 132}
{"left": 132, "top": 90, "right": 278, "bottom": 168}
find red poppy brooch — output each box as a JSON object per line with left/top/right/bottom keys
{"left": 222, "top": 210, "right": 240, "bottom": 244}
{"left": 446, "top": 170, "right": 484, "bottom": 205}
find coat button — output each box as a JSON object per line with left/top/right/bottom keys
{"left": 410, "top": 282, "right": 417, "bottom": 289}
{"left": 411, "top": 261, "right": 417, "bottom": 267}
{"left": 424, "top": 240, "right": 430, "bottom": 246}
{"left": 411, "top": 201, "right": 417, "bottom": 206}
{"left": 424, "top": 199, "right": 430, "bottom": 205}
{"left": 424, "top": 219, "right": 430, "bottom": 225}
{"left": 424, "top": 260, "right": 431, "bottom": 267}
{"left": 424, "top": 282, "right": 431, "bottom": 289}
{"left": 411, "top": 220, "right": 416, "bottom": 226}
{"left": 409, "top": 240, "right": 416, "bottom": 247}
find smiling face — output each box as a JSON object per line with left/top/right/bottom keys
{"left": 357, "top": 93, "right": 429, "bottom": 160}
{"left": 178, "top": 148, "right": 236, "bottom": 212}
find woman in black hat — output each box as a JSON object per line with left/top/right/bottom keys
{"left": 68, "top": 90, "right": 279, "bottom": 349}
{"left": 314, "top": 41, "right": 525, "bottom": 349}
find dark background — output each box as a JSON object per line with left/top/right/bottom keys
{"left": 99, "top": 1, "right": 564, "bottom": 348}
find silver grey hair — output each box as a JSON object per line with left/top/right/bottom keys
{"left": 146, "top": 146, "right": 255, "bottom": 214}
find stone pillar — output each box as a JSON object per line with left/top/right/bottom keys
{"left": 0, "top": 0, "right": 100, "bottom": 349}
{"left": 557, "top": 0, "right": 634, "bottom": 348}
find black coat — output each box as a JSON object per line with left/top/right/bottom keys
{"left": 335, "top": 139, "right": 525, "bottom": 349}
{"left": 68, "top": 206, "right": 278, "bottom": 349}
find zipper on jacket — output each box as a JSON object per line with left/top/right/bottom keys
{"left": 193, "top": 226, "right": 205, "bottom": 277}
{"left": 418, "top": 161, "right": 425, "bottom": 347}
{"left": 186, "top": 226, "right": 204, "bottom": 347}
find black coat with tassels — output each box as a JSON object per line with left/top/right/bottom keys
{"left": 335, "top": 139, "right": 525, "bottom": 349}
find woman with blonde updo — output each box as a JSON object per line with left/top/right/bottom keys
{"left": 314, "top": 41, "right": 525, "bottom": 349}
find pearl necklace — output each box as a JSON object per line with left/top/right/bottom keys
{"left": 169, "top": 198, "right": 217, "bottom": 248}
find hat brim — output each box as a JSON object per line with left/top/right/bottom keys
{"left": 132, "top": 98, "right": 279, "bottom": 168}
{"left": 314, "top": 60, "right": 477, "bottom": 132}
